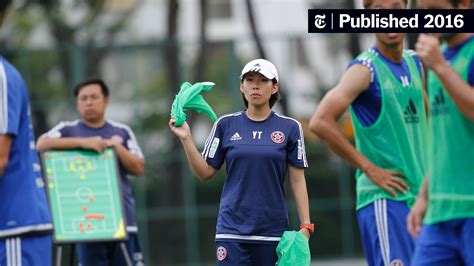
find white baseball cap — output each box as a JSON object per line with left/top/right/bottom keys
{"left": 240, "top": 59, "right": 279, "bottom": 83}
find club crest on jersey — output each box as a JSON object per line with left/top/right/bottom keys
{"left": 271, "top": 131, "right": 285, "bottom": 144}
{"left": 390, "top": 259, "right": 404, "bottom": 266}
{"left": 216, "top": 246, "right": 227, "bottom": 261}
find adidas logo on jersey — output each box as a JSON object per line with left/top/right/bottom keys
{"left": 230, "top": 132, "right": 242, "bottom": 141}
{"left": 404, "top": 99, "right": 419, "bottom": 123}
{"left": 431, "top": 89, "right": 449, "bottom": 116}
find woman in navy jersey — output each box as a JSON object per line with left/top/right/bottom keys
{"left": 169, "top": 59, "right": 313, "bottom": 265}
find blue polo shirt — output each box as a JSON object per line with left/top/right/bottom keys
{"left": 203, "top": 111, "right": 308, "bottom": 243}
{"left": 43, "top": 119, "right": 144, "bottom": 232}
{"left": 0, "top": 57, "right": 52, "bottom": 238}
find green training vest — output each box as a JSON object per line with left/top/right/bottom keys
{"left": 350, "top": 49, "right": 428, "bottom": 210}
{"left": 425, "top": 38, "right": 474, "bottom": 224}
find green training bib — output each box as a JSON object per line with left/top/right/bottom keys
{"left": 350, "top": 49, "right": 428, "bottom": 210}
{"left": 425, "top": 39, "right": 474, "bottom": 224}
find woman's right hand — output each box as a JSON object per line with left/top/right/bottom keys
{"left": 169, "top": 117, "right": 192, "bottom": 140}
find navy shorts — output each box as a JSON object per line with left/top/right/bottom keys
{"left": 215, "top": 241, "right": 278, "bottom": 266}
{"left": 76, "top": 233, "right": 144, "bottom": 266}
{"left": 412, "top": 218, "right": 474, "bottom": 266}
{"left": 357, "top": 199, "right": 415, "bottom": 266}
{"left": 0, "top": 234, "right": 52, "bottom": 266}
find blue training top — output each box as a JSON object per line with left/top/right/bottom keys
{"left": 43, "top": 119, "right": 144, "bottom": 232}
{"left": 350, "top": 48, "right": 423, "bottom": 127}
{"left": 0, "top": 57, "right": 52, "bottom": 238}
{"left": 203, "top": 111, "right": 308, "bottom": 243}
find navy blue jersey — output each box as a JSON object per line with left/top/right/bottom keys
{"left": 202, "top": 111, "right": 308, "bottom": 243}
{"left": 0, "top": 57, "right": 52, "bottom": 238}
{"left": 350, "top": 48, "right": 423, "bottom": 127}
{"left": 42, "top": 120, "right": 144, "bottom": 232}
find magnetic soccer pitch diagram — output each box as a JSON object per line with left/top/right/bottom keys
{"left": 42, "top": 148, "right": 127, "bottom": 243}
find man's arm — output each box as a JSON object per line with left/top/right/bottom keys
{"left": 288, "top": 166, "right": 311, "bottom": 239}
{"left": 38, "top": 135, "right": 144, "bottom": 176}
{"left": 37, "top": 136, "right": 109, "bottom": 153}
{"left": 0, "top": 134, "right": 12, "bottom": 176}
{"left": 407, "top": 177, "right": 429, "bottom": 237}
{"left": 309, "top": 64, "right": 408, "bottom": 196}
{"left": 105, "top": 139, "right": 144, "bottom": 176}
{"left": 416, "top": 34, "right": 474, "bottom": 121}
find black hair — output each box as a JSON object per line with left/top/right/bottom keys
{"left": 240, "top": 78, "right": 280, "bottom": 108}
{"left": 73, "top": 78, "right": 109, "bottom": 98}
{"left": 363, "top": 0, "right": 408, "bottom": 8}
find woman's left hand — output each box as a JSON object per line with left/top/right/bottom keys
{"left": 298, "top": 228, "right": 311, "bottom": 240}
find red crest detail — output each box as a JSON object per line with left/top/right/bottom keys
{"left": 390, "top": 259, "right": 404, "bottom": 266}
{"left": 271, "top": 131, "right": 285, "bottom": 144}
{"left": 216, "top": 246, "right": 227, "bottom": 261}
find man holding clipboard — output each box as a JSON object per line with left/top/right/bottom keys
{"left": 37, "top": 78, "right": 145, "bottom": 266}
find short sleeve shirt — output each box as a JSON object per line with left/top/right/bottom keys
{"left": 202, "top": 111, "right": 308, "bottom": 242}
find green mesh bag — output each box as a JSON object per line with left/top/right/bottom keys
{"left": 276, "top": 231, "right": 311, "bottom": 265}
{"left": 170, "top": 81, "right": 217, "bottom": 126}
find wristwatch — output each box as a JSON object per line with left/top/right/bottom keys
{"left": 300, "top": 223, "right": 315, "bottom": 234}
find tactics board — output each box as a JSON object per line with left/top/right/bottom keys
{"left": 41, "top": 148, "right": 127, "bottom": 243}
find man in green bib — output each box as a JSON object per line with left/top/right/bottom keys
{"left": 309, "top": 0, "right": 428, "bottom": 265}
{"left": 407, "top": 0, "right": 474, "bottom": 265}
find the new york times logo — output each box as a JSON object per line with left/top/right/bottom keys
{"left": 308, "top": 9, "right": 474, "bottom": 33}
{"left": 314, "top": 14, "right": 326, "bottom": 29}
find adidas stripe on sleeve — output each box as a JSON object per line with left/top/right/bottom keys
{"left": 202, "top": 116, "right": 227, "bottom": 170}
{"left": 0, "top": 61, "right": 22, "bottom": 136}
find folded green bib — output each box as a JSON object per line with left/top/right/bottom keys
{"left": 276, "top": 231, "right": 311, "bottom": 266}
{"left": 170, "top": 81, "right": 217, "bottom": 126}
